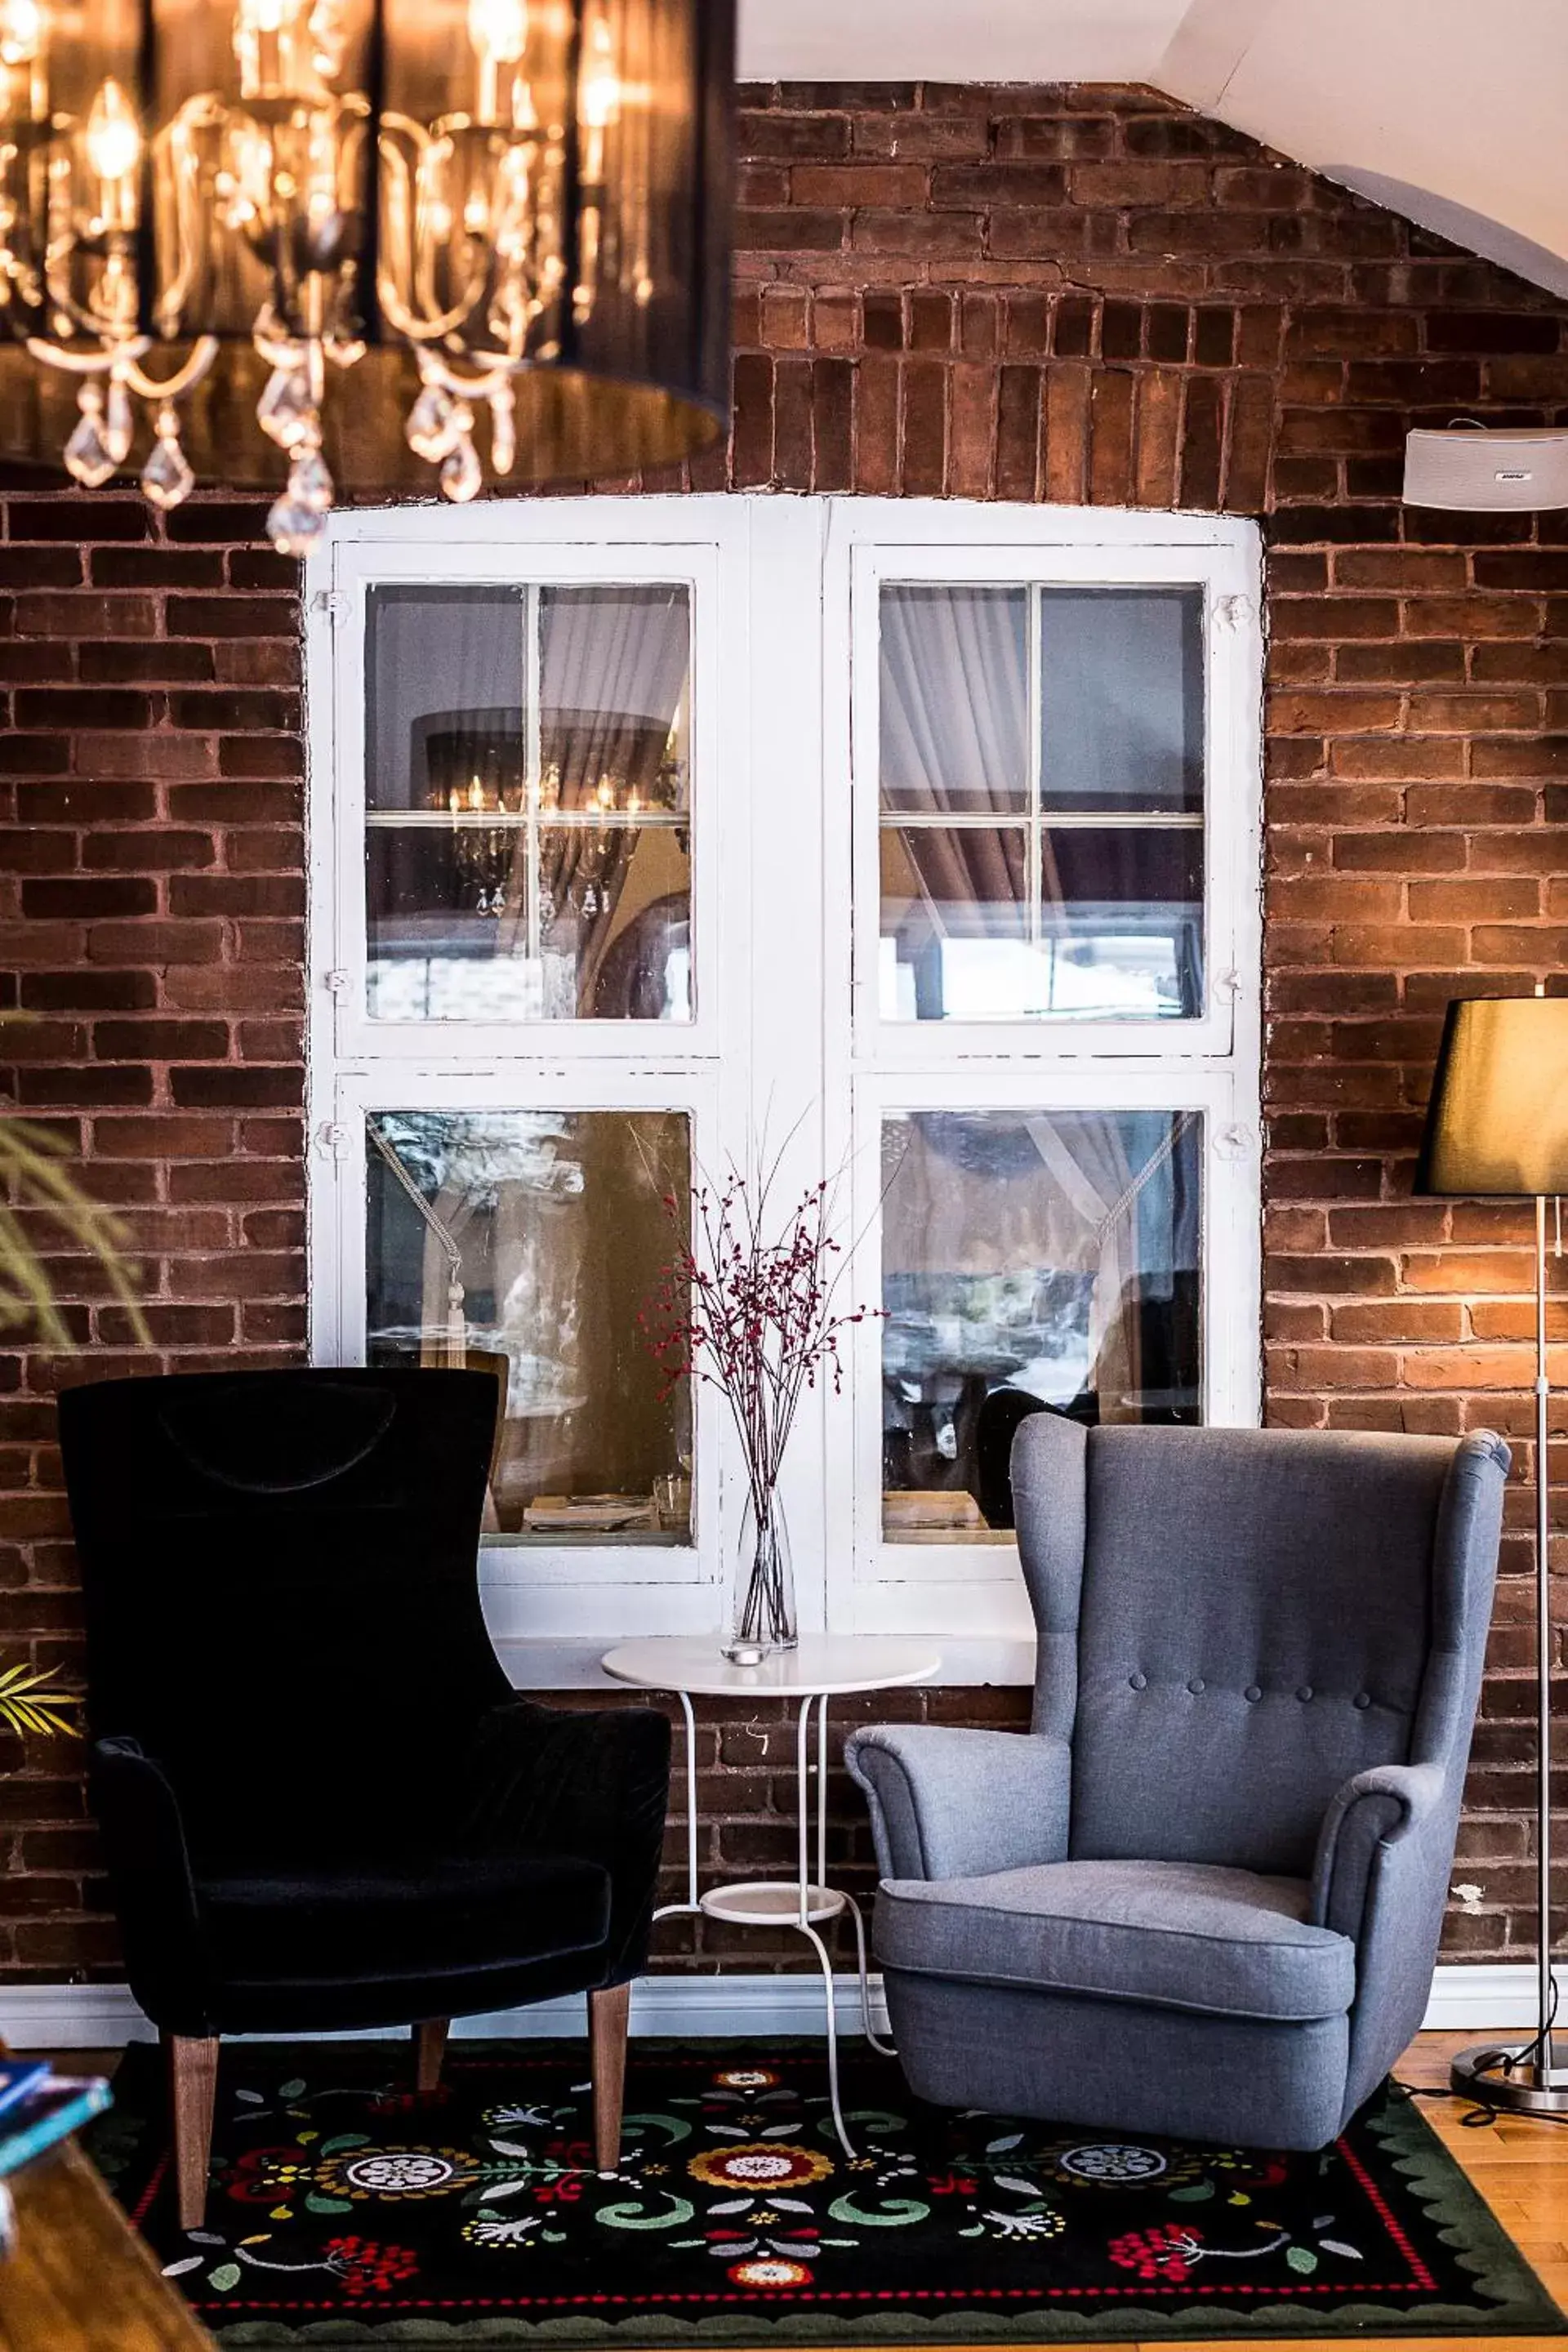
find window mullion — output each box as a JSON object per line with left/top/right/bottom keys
{"left": 1027, "top": 579, "right": 1043, "bottom": 954}
{"left": 524, "top": 582, "right": 543, "bottom": 964}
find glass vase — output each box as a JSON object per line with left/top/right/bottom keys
{"left": 724, "top": 1481, "right": 797, "bottom": 1663}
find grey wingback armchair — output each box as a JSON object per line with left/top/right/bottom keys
{"left": 846, "top": 1418, "right": 1508, "bottom": 2151}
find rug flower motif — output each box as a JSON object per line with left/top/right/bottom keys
{"left": 87, "top": 2038, "right": 1566, "bottom": 2343}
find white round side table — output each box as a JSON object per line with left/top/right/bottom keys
{"left": 600, "top": 1633, "right": 941, "bottom": 2156}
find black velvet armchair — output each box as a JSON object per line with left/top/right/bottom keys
{"left": 57, "top": 1367, "right": 671, "bottom": 2229}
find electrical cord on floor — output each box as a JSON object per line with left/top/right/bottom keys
{"left": 1392, "top": 1979, "right": 1566, "bottom": 2130}
{"left": 1503, "top": 1969, "right": 1560, "bottom": 2078}
{"left": 1388, "top": 2077, "right": 1499, "bottom": 2129}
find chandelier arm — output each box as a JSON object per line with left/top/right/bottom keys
{"left": 153, "top": 112, "right": 212, "bottom": 332}
{"left": 375, "top": 270, "right": 489, "bottom": 345}
{"left": 418, "top": 350, "right": 527, "bottom": 398}
{"left": 376, "top": 130, "right": 489, "bottom": 341}
{"left": 25, "top": 332, "right": 151, "bottom": 374}
{"left": 121, "top": 334, "right": 220, "bottom": 402}
{"left": 39, "top": 247, "right": 122, "bottom": 345}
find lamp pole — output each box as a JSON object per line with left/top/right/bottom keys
{"left": 1425, "top": 992, "right": 1568, "bottom": 2114}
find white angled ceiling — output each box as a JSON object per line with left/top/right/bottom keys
{"left": 737, "top": 0, "right": 1568, "bottom": 297}
{"left": 736, "top": 0, "right": 1193, "bottom": 88}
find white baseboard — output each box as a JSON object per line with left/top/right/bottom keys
{"left": 1419, "top": 1962, "right": 1562, "bottom": 2031}
{"left": 0, "top": 1962, "right": 1557, "bottom": 2051}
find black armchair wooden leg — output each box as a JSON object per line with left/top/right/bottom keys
{"left": 589, "top": 1983, "right": 630, "bottom": 2174}
{"left": 414, "top": 2018, "right": 449, "bottom": 2094}
{"left": 165, "top": 2033, "right": 218, "bottom": 2232}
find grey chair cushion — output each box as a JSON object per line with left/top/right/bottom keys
{"left": 875, "top": 1859, "right": 1356, "bottom": 2025}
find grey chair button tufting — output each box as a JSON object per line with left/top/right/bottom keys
{"left": 1297, "top": 1685, "right": 1314, "bottom": 1702}
{"left": 1354, "top": 1692, "right": 1372, "bottom": 1709}
{"left": 1187, "top": 1677, "right": 1205, "bottom": 1695}
{"left": 1129, "top": 1672, "right": 1147, "bottom": 1690}
{"left": 1244, "top": 1685, "right": 1263, "bottom": 1703}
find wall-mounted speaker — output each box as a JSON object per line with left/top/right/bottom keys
{"left": 1403, "top": 428, "right": 1568, "bottom": 511}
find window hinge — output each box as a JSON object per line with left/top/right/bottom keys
{"left": 315, "top": 1120, "right": 350, "bottom": 1161}
{"left": 1212, "top": 594, "right": 1254, "bottom": 634}
{"left": 1215, "top": 1123, "right": 1255, "bottom": 1160}
{"left": 1218, "top": 968, "right": 1242, "bottom": 999}
{"left": 313, "top": 590, "right": 350, "bottom": 622}
{"left": 324, "top": 968, "right": 351, "bottom": 996}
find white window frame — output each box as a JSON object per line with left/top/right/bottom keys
{"left": 305, "top": 496, "right": 1263, "bottom": 1686}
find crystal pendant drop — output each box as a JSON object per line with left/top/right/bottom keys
{"left": 266, "top": 492, "right": 328, "bottom": 558}
{"left": 406, "top": 380, "right": 460, "bottom": 461}
{"left": 289, "top": 446, "right": 334, "bottom": 511}
{"left": 140, "top": 412, "right": 195, "bottom": 511}
{"left": 439, "top": 433, "right": 483, "bottom": 504}
{"left": 256, "top": 367, "right": 314, "bottom": 451}
{"left": 488, "top": 383, "right": 516, "bottom": 476}
{"left": 267, "top": 445, "right": 335, "bottom": 556}
{"left": 63, "top": 390, "right": 116, "bottom": 489}
{"left": 103, "top": 377, "right": 134, "bottom": 467}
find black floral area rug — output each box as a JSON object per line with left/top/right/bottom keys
{"left": 88, "top": 2037, "right": 1563, "bottom": 2346}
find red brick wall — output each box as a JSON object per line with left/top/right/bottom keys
{"left": 0, "top": 79, "right": 1565, "bottom": 1984}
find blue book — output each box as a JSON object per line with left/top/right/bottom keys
{"left": 0, "top": 2063, "right": 50, "bottom": 2122}
{"left": 0, "top": 2077, "right": 111, "bottom": 2179}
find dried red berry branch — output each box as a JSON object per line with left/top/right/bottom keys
{"left": 641, "top": 1143, "right": 881, "bottom": 1643}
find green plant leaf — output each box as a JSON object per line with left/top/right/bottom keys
{"left": 0, "top": 1102, "right": 150, "bottom": 1350}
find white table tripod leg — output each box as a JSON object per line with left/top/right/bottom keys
{"left": 653, "top": 1686, "right": 701, "bottom": 1923}
{"left": 799, "top": 1917, "right": 857, "bottom": 2159}
{"left": 817, "top": 1696, "right": 829, "bottom": 1896}
{"left": 845, "top": 1891, "right": 897, "bottom": 2057}
{"left": 795, "top": 1693, "right": 813, "bottom": 1927}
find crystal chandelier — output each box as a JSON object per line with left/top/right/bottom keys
{"left": 0, "top": 0, "right": 733, "bottom": 552}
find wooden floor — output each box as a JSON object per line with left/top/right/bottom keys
{"left": 53, "top": 2032, "right": 1568, "bottom": 2349}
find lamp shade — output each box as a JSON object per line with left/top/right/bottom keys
{"left": 1415, "top": 996, "right": 1568, "bottom": 1198}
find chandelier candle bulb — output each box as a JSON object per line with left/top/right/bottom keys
{"left": 0, "top": 0, "right": 733, "bottom": 546}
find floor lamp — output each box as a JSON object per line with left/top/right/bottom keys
{"left": 1415, "top": 992, "right": 1568, "bottom": 2115}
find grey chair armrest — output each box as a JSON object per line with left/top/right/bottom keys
{"left": 1312, "top": 1759, "right": 1464, "bottom": 2128}
{"left": 1310, "top": 1762, "right": 1446, "bottom": 1940}
{"left": 845, "top": 1724, "right": 1071, "bottom": 1883}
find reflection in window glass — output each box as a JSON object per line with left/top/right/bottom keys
{"left": 878, "top": 583, "right": 1205, "bottom": 1022}
{"left": 367, "top": 1110, "right": 692, "bottom": 1544}
{"left": 880, "top": 1109, "right": 1201, "bottom": 1541}
{"left": 366, "top": 585, "right": 692, "bottom": 1022}
{"left": 880, "top": 826, "right": 1201, "bottom": 1022}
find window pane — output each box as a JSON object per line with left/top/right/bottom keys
{"left": 1037, "top": 828, "right": 1203, "bottom": 1018}
{"left": 540, "top": 824, "right": 692, "bottom": 1021}
{"left": 364, "top": 584, "right": 691, "bottom": 1022}
{"left": 880, "top": 826, "right": 1200, "bottom": 1020}
{"left": 881, "top": 1109, "right": 1201, "bottom": 1541}
{"left": 876, "top": 581, "right": 1206, "bottom": 1024}
{"left": 367, "top": 1110, "right": 692, "bottom": 1544}
{"left": 368, "top": 587, "right": 524, "bottom": 817}
{"left": 880, "top": 824, "right": 1028, "bottom": 1021}
{"left": 880, "top": 586, "right": 1029, "bottom": 813}
{"left": 541, "top": 587, "right": 690, "bottom": 815}
{"left": 1040, "top": 589, "right": 1203, "bottom": 814}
